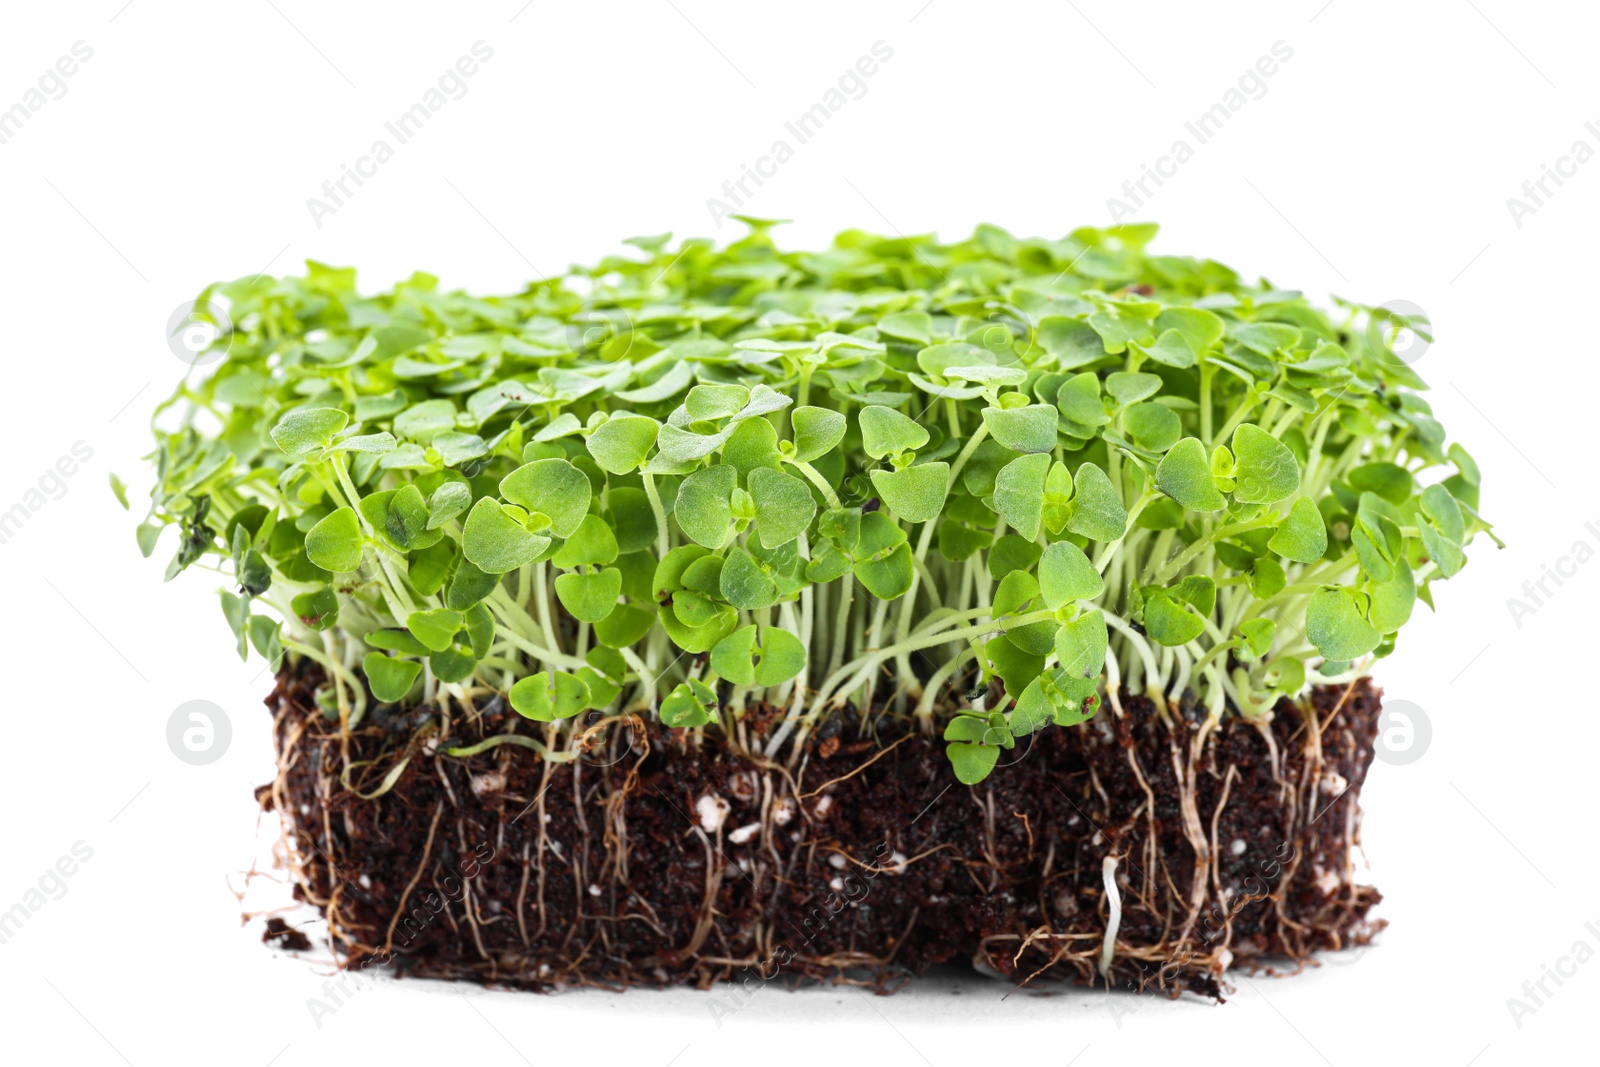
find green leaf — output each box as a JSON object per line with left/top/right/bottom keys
{"left": 790, "top": 406, "right": 847, "bottom": 462}
{"left": 879, "top": 310, "right": 934, "bottom": 346}
{"left": 1248, "top": 556, "right": 1286, "bottom": 598}
{"left": 1144, "top": 592, "right": 1205, "bottom": 646}
{"left": 938, "top": 519, "right": 992, "bottom": 562}
{"left": 1367, "top": 557, "right": 1415, "bottom": 633}
{"left": 465, "top": 602, "right": 495, "bottom": 657}
{"left": 1009, "top": 679, "right": 1054, "bottom": 735}
{"left": 430, "top": 648, "right": 477, "bottom": 684}
{"left": 136, "top": 521, "right": 161, "bottom": 557}
{"left": 576, "top": 665, "right": 621, "bottom": 710}
{"left": 648, "top": 427, "right": 722, "bottom": 471}
{"left": 394, "top": 400, "right": 456, "bottom": 441}
{"left": 1038, "top": 541, "right": 1103, "bottom": 609}
{"left": 1264, "top": 656, "right": 1305, "bottom": 693}
{"left": 870, "top": 462, "right": 949, "bottom": 523}
{"left": 1155, "top": 437, "right": 1226, "bottom": 512}
{"left": 1122, "top": 402, "right": 1181, "bottom": 453}
{"left": 585, "top": 414, "right": 660, "bottom": 474}
{"left": 407, "top": 608, "right": 463, "bottom": 652}
{"left": 363, "top": 653, "right": 421, "bottom": 702}
{"left": 368, "top": 628, "right": 430, "bottom": 656}
{"left": 722, "top": 416, "right": 782, "bottom": 477}
{"left": 617, "top": 360, "right": 694, "bottom": 404}
{"left": 1306, "top": 587, "right": 1382, "bottom": 660}
{"left": 1269, "top": 498, "right": 1328, "bottom": 563}
{"left": 982, "top": 404, "right": 1058, "bottom": 453}
{"left": 426, "top": 480, "right": 472, "bottom": 530}
{"left": 551, "top": 513, "right": 619, "bottom": 569}
{"left": 752, "top": 627, "right": 806, "bottom": 684}
{"left": 711, "top": 624, "right": 807, "bottom": 687}
{"left": 499, "top": 459, "right": 592, "bottom": 538}
{"left": 1134, "top": 328, "right": 1198, "bottom": 369}
{"left": 461, "top": 497, "right": 551, "bottom": 573}
{"left": 291, "top": 587, "right": 340, "bottom": 631}
{"left": 446, "top": 554, "right": 497, "bottom": 610}
{"left": 1037, "top": 317, "right": 1106, "bottom": 367}
{"left": 1352, "top": 495, "right": 1402, "bottom": 582}
{"left": 992, "top": 569, "right": 1039, "bottom": 618}
{"left": 806, "top": 544, "right": 852, "bottom": 583}
{"left": 1154, "top": 307, "right": 1223, "bottom": 355}
{"left": 944, "top": 714, "right": 1007, "bottom": 745}
{"left": 1056, "top": 372, "right": 1110, "bottom": 426}
{"left": 1348, "top": 462, "right": 1414, "bottom": 506}
{"left": 993, "top": 572, "right": 1055, "bottom": 655}
{"left": 271, "top": 408, "right": 349, "bottom": 455}
{"left": 985, "top": 634, "right": 1044, "bottom": 696}
{"left": 379, "top": 484, "right": 441, "bottom": 551}
{"left": 1041, "top": 668, "right": 1097, "bottom": 726}
{"left": 1054, "top": 609, "right": 1108, "bottom": 691}
{"left": 1420, "top": 483, "right": 1465, "bottom": 545}
{"left": 720, "top": 546, "right": 779, "bottom": 610}
{"left": 594, "top": 603, "right": 656, "bottom": 648}
{"left": 1067, "top": 462, "right": 1126, "bottom": 542}
{"left": 946, "top": 741, "right": 1001, "bottom": 785}
{"left": 852, "top": 513, "right": 914, "bottom": 599}
{"left": 554, "top": 567, "right": 622, "bottom": 623}
{"left": 432, "top": 432, "right": 488, "bottom": 467}
{"left": 656, "top": 551, "right": 739, "bottom": 653}
{"left": 992, "top": 452, "right": 1050, "bottom": 541}
{"left": 304, "top": 507, "right": 362, "bottom": 572}
{"left": 1234, "top": 322, "right": 1301, "bottom": 356}
{"left": 988, "top": 534, "right": 1042, "bottom": 580}
{"left": 748, "top": 467, "right": 815, "bottom": 548}
{"left": 660, "top": 678, "right": 717, "bottom": 727}
{"left": 686, "top": 383, "right": 750, "bottom": 421}
{"left": 710, "top": 624, "right": 760, "bottom": 685}
{"left": 675, "top": 464, "right": 738, "bottom": 548}
{"left": 1210, "top": 444, "right": 1234, "bottom": 481}
{"left": 733, "top": 383, "right": 793, "bottom": 421}
{"left": 353, "top": 390, "right": 407, "bottom": 422}
{"left": 1136, "top": 498, "right": 1184, "bottom": 531}
{"left": 1230, "top": 424, "right": 1300, "bottom": 504}
{"left": 859, "top": 406, "right": 929, "bottom": 458}
{"left": 510, "top": 670, "right": 590, "bottom": 721}
{"left": 1105, "top": 372, "right": 1163, "bottom": 406}
{"left": 1089, "top": 308, "right": 1154, "bottom": 352}
{"left": 248, "top": 615, "right": 282, "bottom": 664}
{"left": 1164, "top": 576, "right": 1213, "bottom": 617}
{"left": 1240, "top": 618, "right": 1276, "bottom": 659}
{"left": 221, "top": 591, "right": 250, "bottom": 660}
{"left": 605, "top": 487, "right": 660, "bottom": 553}
{"left": 1418, "top": 519, "right": 1466, "bottom": 578}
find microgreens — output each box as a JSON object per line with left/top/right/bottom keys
{"left": 138, "top": 221, "right": 1493, "bottom": 785}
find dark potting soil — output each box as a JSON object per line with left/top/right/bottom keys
{"left": 261, "top": 665, "right": 1383, "bottom": 999}
{"left": 262, "top": 916, "right": 313, "bottom": 952}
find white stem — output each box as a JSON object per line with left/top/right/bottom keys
{"left": 1099, "top": 854, "right": 1122, "bottom": 982}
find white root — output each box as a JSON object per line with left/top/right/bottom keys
{"left": 1099, "top": 853, "right": 1121, "bottom": 982}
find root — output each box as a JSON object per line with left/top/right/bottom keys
{"left": 798, "top": 734, "right": 913, "bottom": 798}
{"left": 1098, "top": 854, "right": 1122, "bottom": 982}
{"left": 383, "top": 801, "right": 443, "bottom": 955}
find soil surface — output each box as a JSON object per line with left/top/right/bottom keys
{"left": 262, "top": 665, "right": 1384, "bottom": 998}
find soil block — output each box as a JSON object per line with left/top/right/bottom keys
{"left": 261, "top": 664, "right": 1384, "bottom": 998}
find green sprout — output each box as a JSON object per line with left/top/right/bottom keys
{"left": 136, "top": 221, "right": 1494, "bottom": 785}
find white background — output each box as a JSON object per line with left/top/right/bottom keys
{"left": 0, "top": 2, "right": 1594, "bottom": 1064}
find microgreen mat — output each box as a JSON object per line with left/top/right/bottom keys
{"left": 135, "top": 220, "right": 1494, "bottom": 784}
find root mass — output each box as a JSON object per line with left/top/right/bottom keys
{"left": 263, "top": 665, "right": 1384, "bottom": 998}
